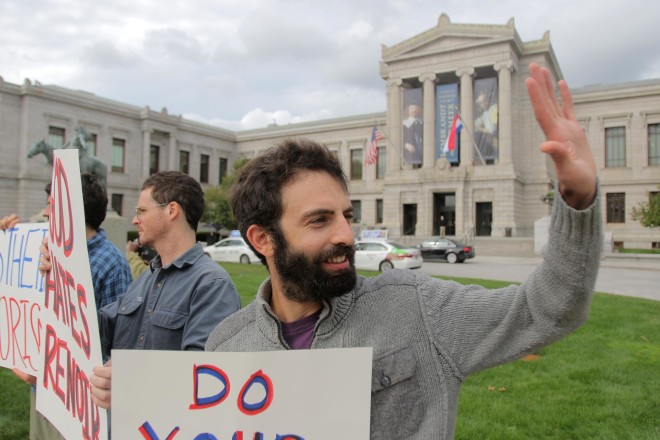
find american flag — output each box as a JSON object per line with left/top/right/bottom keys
{"left": 364, "top": 126, "right": 384, "bottom": 166}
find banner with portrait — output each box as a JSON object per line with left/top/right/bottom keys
{"left": 436, "top": 83, "right": 460, "bottom": 164}
{"left": 473, "top": 77, "right": 499, "bottom": 163}
{"left": 402, "top": 88, "right": 423, "bottom": 165}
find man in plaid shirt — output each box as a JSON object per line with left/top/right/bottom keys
{"left": 79, "top": 173, "right": 132, "bottom": 308}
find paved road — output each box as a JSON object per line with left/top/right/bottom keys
{"left": 419, "top": 255, "right": 660, "bottom": 302}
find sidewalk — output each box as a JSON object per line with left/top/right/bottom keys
{"left": 420, "top": 253, "right": 659, "bottom": 302}
{"left": 600, "top": 252, "right": 660, "bottom": 271}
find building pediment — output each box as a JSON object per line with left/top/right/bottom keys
{"left": 382, "top": 14, "right": 522, "bottom": 64}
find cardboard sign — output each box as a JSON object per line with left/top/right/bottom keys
{"left": 112, "top": 347, "right": 373, "bottom": 439}
{"left": 0, "top": 222, "right": 48, "bottom": 372}
{"left": 360, "top": 230, "right": 388, "bottom": 240}
{"left": 35, "top": 149, "right": 108, "bottom": 440}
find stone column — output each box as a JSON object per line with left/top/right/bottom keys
{"left": 387, "top": 78, "right": 403, "bottom": 172}
{"left": 191, "top": 144, "right": 199, "bottom": 180}
{"left": 420, "top": 73, "right": 436, "bottom": 168}
{"left": 210, "top": 147, "right": 219, "bottom": 185}
{"left": 168, "top": 132, "right": 177, "bottom": 169}
{"left": 495, "top": 60, "right": 514, "bottom": 164}
{"left": 141, "top": 128, "right": 151, "bottom": 181}
{"left": 457, "top": 67, "right": 475, "bottom": 166}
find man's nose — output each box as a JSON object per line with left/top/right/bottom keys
{"left": 333, "top": 216, "right": 355, "bottom": 246}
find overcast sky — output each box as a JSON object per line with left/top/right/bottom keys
{"left": 1, "top": 0, "right": 658, "bottom": 131}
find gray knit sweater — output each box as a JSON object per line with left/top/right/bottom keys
{"left": 206, "top": 192, "right": 602, "bottom": 439}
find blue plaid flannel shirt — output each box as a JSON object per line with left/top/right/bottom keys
{"left": 87, "top": 229, "right": 132, "bottom": 309}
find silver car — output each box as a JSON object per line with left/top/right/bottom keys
{"left": 354, "top": 240, "right": 423, "bottom": 272}
{"left": 203, "top": 237, "right": 260, "bottom": 264}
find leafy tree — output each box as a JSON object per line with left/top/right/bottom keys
{"left": 201, "top": 157, "right": 250, "bottom": 231}
{"left": 631, "top": 186, "right": 660, "bottom": 228}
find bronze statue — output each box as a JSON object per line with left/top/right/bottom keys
{"left": 27, "top": 126, "right": 108, "bottom": 187}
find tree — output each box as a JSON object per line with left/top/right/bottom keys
{"left": 631, "top": 186, "right": 660, "bottom": 228}
{"left": 201, "top": 157, "right": 250, "bottom": 231}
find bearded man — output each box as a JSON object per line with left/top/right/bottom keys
{"left": 205, "top": 63, "right": 602, "bottom": 439}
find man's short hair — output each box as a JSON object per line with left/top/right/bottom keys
{"left": 81, "top": 173, "right": 108, "bottom": 230}
{"left": 142, "top": 171, "right": 204, "bottom": 231}
{"left": 231, "top": 138, "right": 348, "bottom": 264}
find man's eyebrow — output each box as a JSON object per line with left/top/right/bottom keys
{"left": 301, "top": 207, "right": 353, "bottom": 219}
{"left": 301, "top": 208, "right": 335, "bottom": 219}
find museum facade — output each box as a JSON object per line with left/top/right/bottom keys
{"left": 1, "top": 15, "right": 659, "bottom": 250}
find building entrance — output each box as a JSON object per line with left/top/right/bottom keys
{"left": 433, "top": 193, "right": 456, "bottom": 236}
{"left": 476, "top": 202, "right": 492, "bottom": 236}
{"left": 402, "top": 204, "right": 417, "bottom": 236}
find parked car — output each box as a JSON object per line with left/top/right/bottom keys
{"left": 203, "top": 237, "right": 260, "bottom": 264}
{"left": 354, "top": 240, "right": 423, "bottom": 272}
{"left": 415, "top": 238, "right": 475, "bottom": 264}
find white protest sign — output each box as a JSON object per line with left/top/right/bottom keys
{"left": 112, "top": 347, "right": 373, "bottom": 440}
{"left": 0, "top": 222, "right": 48, "bottom": 372}
{"left": 36, "top": 149, "right": 108, "bottom": 440}
{"left": 360, "top": 230, "right": 388, "bottom": 240}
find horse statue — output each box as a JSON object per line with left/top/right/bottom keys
{"left": 78, "top": 148, "right": 107, "bottom": 187}
{"left": 27, "top": 127, "right": 108, "bottom": 187}
{"left": 27, "top": 139, "right": 56, "bottom": 165}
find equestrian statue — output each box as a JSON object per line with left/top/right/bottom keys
{"left": 27, "top": 126, "right": 108, "bottom": 187}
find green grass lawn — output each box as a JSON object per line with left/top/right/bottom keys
{"left": 1, "top": 263, "right": 658, "bottom": 439}
{"left": 618, "top": 248, "right": 660, "bottom": 255}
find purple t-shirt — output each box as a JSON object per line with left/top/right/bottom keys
{"left": 281, "top": 311, "right": 320, "bottom": 349}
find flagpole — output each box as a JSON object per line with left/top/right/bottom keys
{"left": 372, "top": 121, "right": 402, "bottom": 157}
{"left": 456, "top": 112, "right": 487, "bottom": 166}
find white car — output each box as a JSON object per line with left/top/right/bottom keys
{"left": 203, "top": 237, "right": 260, "bottom": 264}
{"left": 354, "top": 240, "right": 423, "bottom": 272}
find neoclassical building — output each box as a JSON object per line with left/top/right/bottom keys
{"left": 1, "top": 15, "right": 658, "bottom": 251}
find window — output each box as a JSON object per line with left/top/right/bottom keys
{"left": 376, "top": 147, "right": 386, "bottom": 180}
{"left": 606, "top": 192, "right": 625, "bottom": 223}
{"left": 111, "top": 193, "right": 123, "bottom": 216}
{"left": 87, "top": 133, "right": 98, "bottom": 156}
{"left": 150, "top": 145, "right": 160, "bottom": 175}
{"left": 376, "top": 199, "right": 383, "bottom": 224}
{"left": 218, "top": 158, "right": 228, "bottom": 183}
{"left": 605, "top": 126, "right": 626, "bottom": 167}
{"left": 350, "top": 150, "right": 363, "bottom": 180}
{"left": 179, "top": 151, "right": 190, "bottom": 174}
{"left": 200, "top": 154, "right": 209, "bottom": 183}
{"left": 48, "top": 126, "right": 65, "bottom": 148}
{"left": 351, "top": 200, "right": 362, "bottom": 223}
{"left": 111, "top": 138, "right": 125, "bottom": 173}
{"left": 649, "top": 123, "right": 660, "bottom": 165}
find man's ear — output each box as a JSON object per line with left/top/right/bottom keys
{"left": 246, "top": 225, "right": 274, "bottom": 257}
{"left": 165, "top": 201, "right": 179, "bottom": 221}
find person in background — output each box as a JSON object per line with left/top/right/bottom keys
{"left": 50, "top": 171, "right": 242, "bottom": 410}
{"left": 125, "top": 239, "right": 156, "bottom": 280}
{"left": 203, "top": 63, "right": 601, "bottom": 439}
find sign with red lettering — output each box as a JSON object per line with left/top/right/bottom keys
{"left": 0, "top": 223, "right": 48, "bottom": 373}
{"left": 112, "top": 348, "right": 372, "bottom": 439}
{"left": 36, "top": 149, "right": 108, "bottom": 440}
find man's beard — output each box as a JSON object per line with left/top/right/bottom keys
{"left": 271, "top": 229, "right": 357, "bottom": 303}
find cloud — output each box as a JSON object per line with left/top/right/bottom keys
{"left": 1, "top": 0, "right": 659, "bottom": 131}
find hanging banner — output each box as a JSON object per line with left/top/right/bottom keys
{"left": 473, "top": 77, "right": 499, "bottom": 163}
{"left": 436, "top": 83, "right": 460, "bottom": 164}
{"left": 402, "top": 88, "right": 423, "bottom": 165}
{"left": 112, "top": 347, "right": 373, "bottom": 439}
{"left": 36, "top": 149, "right": 107, "bottom": 440}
